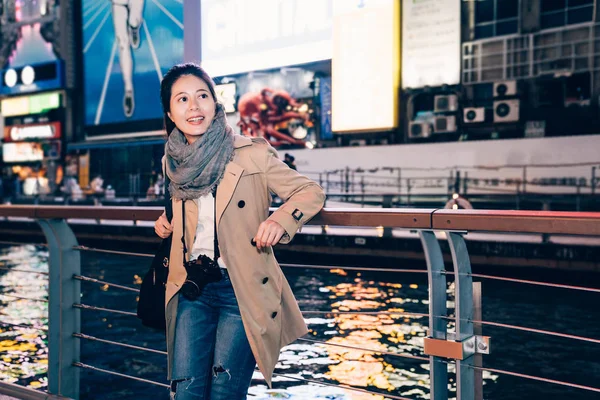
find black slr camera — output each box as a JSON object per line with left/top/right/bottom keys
{"left": 181, "top": 254, "right": 222, "bottom": 300}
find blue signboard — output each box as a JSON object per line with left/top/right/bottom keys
{"left": 0, "top": 1, "right": 64, "bottom": 95}
{"left": 319, "top": 76, "right": 333, "bottom": 140}
{"left": 81, "top": 0, "right": 184, "bottom": 127}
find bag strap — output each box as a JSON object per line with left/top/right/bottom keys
{"left": 181, "top": 201, "right": 187, "bottom": 261}
{"left": 164, "top": 175, "right": 173, "bottom": 223}
{"left": 162, "top": 159, "right": 173, "bottom": 223}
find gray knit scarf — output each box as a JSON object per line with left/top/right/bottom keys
{"left": 165, "top": 104, "right": 235, "bottom": 200}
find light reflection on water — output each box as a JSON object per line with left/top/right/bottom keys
{"left": 249, "top": 270, "right": 436, "bottom": 399}
{"left": 0, "top": 245, "right": 49, "bottom": 390}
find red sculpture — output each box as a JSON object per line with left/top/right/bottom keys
{"left": 237, "top": 88, "right": 311, "bottom": 147}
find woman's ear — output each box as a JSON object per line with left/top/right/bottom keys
{"left": 167, "top": 112, "right": 172, "bottom": 120}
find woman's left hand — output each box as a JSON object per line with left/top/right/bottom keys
{"left": 254, "top": 220, "right": 286, "bottom": 250}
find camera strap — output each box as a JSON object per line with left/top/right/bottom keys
{"left": 212, "top": 188, "right": 220, "bottom": 261}
{"left": 181, "top": 201, "right": 187, "bottom": 261}
{"left": 180, "top": 189, "right": 220, "bottom": 263}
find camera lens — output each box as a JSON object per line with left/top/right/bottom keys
{"left": 181, "top": 280, "right": 201, "bottom": 300}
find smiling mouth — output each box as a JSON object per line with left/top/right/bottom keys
{"left": 187, "top": 116, "right": 205, "bottom": 123}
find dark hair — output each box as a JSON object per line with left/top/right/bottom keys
{"left": 160, "top": 63, "right": 218, "bottom": 135}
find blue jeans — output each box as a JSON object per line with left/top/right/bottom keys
{"left": 170, "top": 269, "right": 256, "bottom": 400}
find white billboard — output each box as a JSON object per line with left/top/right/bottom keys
{"left": 401, "top": 0, "right": 461, "bottom": 89}
{"left": 332, "top": 0, "right": 400, "bottom": 133}
{"left": 201, "top": 0, "right": 333, "bottom": 77}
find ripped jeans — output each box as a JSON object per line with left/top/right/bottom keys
{"left": 170, "top": 269, "right": 256, "bottom": 400}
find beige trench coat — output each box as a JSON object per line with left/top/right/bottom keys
{"left": 164, "top": 135, "right": 325, "bottom": 387}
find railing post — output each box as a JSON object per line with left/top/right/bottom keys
{"left": 37, "top": 219, "right": 81, "bottom": 400}
{"left": 397, "top": 168, "right": 402, "bottom": 198}
{"left": 473, "top": 282, "right": 483, "bottom": 400}
{"left": 419, "top": 231, "right": 448, "bottom": 400}
{"left": 592, "top": 166, "right": 596, "bottom": 196}
{"left": 454, "top": 171, "right": 461, "bottom": 194}
{"left": 447, "top": 232, "right": 474, "bottom": 400}
{"left": 360, "top": 176, "right": 365, "bottom": 207}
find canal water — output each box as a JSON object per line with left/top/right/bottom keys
{"left": 1, "top": 243, "right": 599, "bottom": 399}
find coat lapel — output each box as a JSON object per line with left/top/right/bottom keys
{"left": 216, "top": 161, "right": 244, "bottom": 228}
{"left": 216, "top": 135, "right": 252, "bottom": 227}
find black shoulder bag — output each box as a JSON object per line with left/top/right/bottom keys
{"left": 136, "top": 177, "right": 173, "bottom": 331}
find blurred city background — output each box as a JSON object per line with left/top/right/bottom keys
{"left": 1, "top": 1, "right": 600, "bottom": 400}
{"left": 0, "top": 0, "right": 598, "bottom": 211}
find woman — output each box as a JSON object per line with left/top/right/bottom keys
{"left": 153, "top": 63, "right": 325, "bottom": 400}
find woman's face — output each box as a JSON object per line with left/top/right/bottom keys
{"left": 168, "top": 74, "right": 216, "bottom": 144}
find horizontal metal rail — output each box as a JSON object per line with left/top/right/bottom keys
{"left": 73, "top": 245, "right": 153, "bottom": 259}
{"left": 73, "top": 275, "right": 140, "bottom": 293}
{"left": 438, "top": 314, "right": 600, "bottom": 344}
{"left": 270, "top": 371, "right": 416, "bottom": 400}
{"left": 2, "top": 206, "right": 600, "bottom": 235}
{"left": 472, "top": 319, "right": 600, "bottom": 345}
{"left": 0, "top": 265, "right": 49, "bottom": 275}
{"left": 73, "top": 333, "right": 166, "bottom": 355}
{"left": 470, "top": 273, "right": 600, "bottom": 293}
{"left": 73, "top": 362, "right": 169, "bottom": 388}
{"left": 431, "top": 209, "right": 600, "bottom": 236}
{"left": 468, "top": 365, "right": 600, "bottom": 394}
{"left": 73, "top": 303, "right": 137, "bottom": 317}
{"left": 280, "top": 263, "right": 428, "bottom": 274}
{"left": 298, "top": 338, "right": 428, "bottom": 361}
{"left": 301, "top": 310, "right": 429, "bottom": 318}
{"left": 74, "top": 300, "right": 428, "bottom": 321}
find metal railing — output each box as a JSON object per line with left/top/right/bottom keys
{"left": 6, "top": 161, "right": 599, "bottom": 211}
{"left": 0, "top": 205, "right": 599, "bottom": 400}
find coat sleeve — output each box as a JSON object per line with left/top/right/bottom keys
{"left": 261, "top": 143, "right": 325, "bottom": 244}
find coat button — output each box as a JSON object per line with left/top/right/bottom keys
{"left": 262, "top": 277, "right": 269, "bottom": 284}
{"left": 238, "top": 200, "right": 245, "bottom": 208}
{"left": 271, "top": 311, "right": 278, "bottom": 319}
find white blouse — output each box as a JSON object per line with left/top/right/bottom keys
{"left": 190, "top": 194, "right": 227, "bottom": 268}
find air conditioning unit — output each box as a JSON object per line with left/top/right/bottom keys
{"left": 493, "top": 99, "right": 520, "bottom": 123}
{"left": 349, "top": 139, "right": 367, "bottom": 147}
{"left": 463, "top": 107, "right": 485, "bottom": 123}
{"left": 494, "top": 80, "right": 517, "bottom": 97}
{"left": 433, "top": 115, "right": 457, "bottom": 133}
{"left": 434, "top": 95, "right": 458, "bottom": 112}
{"left": 408, "top": 121, "right": 432, "bottom": 138}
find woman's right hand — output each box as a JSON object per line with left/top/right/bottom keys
{"left": 154, "top": 212, "right": 173, "bottom": 238}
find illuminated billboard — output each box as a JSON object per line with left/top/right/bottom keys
{"left": 2, "top": 142, "right": 44, "bottom": 163}
{"left": 4, "top": 122, "right": 62, "bottom": 142}
{"left": 201, "top": 0, "right": 334, "bottom": 77}
{"left": 332, "top": 0, "right": 400, "bottom": 133}
{"left": 0, "top": 91, "right": 62, "bottom": 117}
{"left": 0, "top": 0, "right": 64, "bottom": 95}
{"left": 401, "top": 0, "right": 461, "bottom": 88}
{"left": 81, "top": 0, "right": 184, "bottom": 127}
